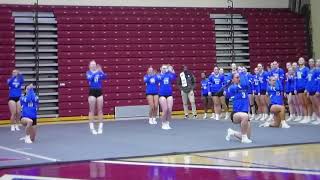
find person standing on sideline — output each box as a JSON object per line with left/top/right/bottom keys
{"left": 177, "top": 65, "right": 197, "bottom": 119}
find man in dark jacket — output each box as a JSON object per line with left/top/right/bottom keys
{"left": 177, "top": 65, "right": 197, "bottom": 119}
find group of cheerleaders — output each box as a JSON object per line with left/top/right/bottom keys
{"left": 6, "top": 57, "right": 320, "bottom": 144}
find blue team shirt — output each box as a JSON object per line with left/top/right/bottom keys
{"left": 20, "top": 89, "right": 39, "bottom": 119}
{"left": 144, "top": 74, "right": 159, "bottom": 95}
{"left": 201, "top": 79, "right": 210, "bottom": 96}
{"left": 285, "top": 74, "right": 295, "bottom": 93}
{"left": 209, "top": 74, "right": 224, "bottom": 93}
{"left": 267, "top": 81, "right": 283, "bottom": 105}
{"left": 295, "top": 66, "right": 309, "bottom": 91}
{"left": 228, "top": 84, "right": 249, "bottom": 113}
{"left": 158, "top": 72, "right": 176, "bottom": 96}
{"left": 7, "top": 75, "right": 24, "bottom": 98}
{"left": 252, "top": 74, "right": 260, "bottom": 94}
{"left": 257, "top": 71, "right": 269, "bottom": 91}
{"left": 86, "top": 70, "right": 107, "bottom": 89}
{"left": 305, "top": 68, "right": 319, "bottom": 93}
{"left": 270, "top": 68, "right": 285, "bottom": 82}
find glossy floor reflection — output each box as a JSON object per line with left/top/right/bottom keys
{"left": 124, "top": 144, "right": 320, "bottom": 171}
{"left": 1, "top": 160, "right": 320, "bottom": 180}
{"left": 1, "top": 144, "right": 320, "bottom": 180}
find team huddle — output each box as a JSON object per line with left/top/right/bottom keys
{"left": 6, "top": 57, "right": 320, "bottom": 144}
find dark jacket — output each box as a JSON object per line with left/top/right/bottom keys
{"left": 177, "top": 70, "right": 196, "bottom": 93}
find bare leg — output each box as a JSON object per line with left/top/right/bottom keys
{"left": 147, "top": 95, "right": 154, "bottom": 118}
{"left": 213, "top": 96, "right": 221, "bottom": 119}
{"left": 167, "top": 96, "right": 174, "bottom": 121}
{"left": 8, "top": 100, "right": 17, "bottom": 127}
{"left": 153, "top": 95, "right": 159, "bottom": 118}
{"left": 159, "top": 97, "right": 168, "bottom": 123}
{"left": 88, "top": 96, "right": 97, "bottom": 123}
{"left": 230, "top": 112, "right": 251, "bottom": 142}
{"left": 88, "top": 96, "right": 97, "bottom": 134}
{"left": 188, "top": 91, "right": 197, "bottom": 116}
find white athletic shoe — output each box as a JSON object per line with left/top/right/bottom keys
{"left": 166, "top": 122, "right": 172, "bottom": 129}
{"left": 11, "top": 125, "right": 15, "bottom": 131}
{"left": 259, "top": 122, "right": 270, "bottom": 127}
{"left": 210, "top": 113, "right": 215, "bottom": 119}
{"left": 224, "top": 113, "right": 230, "bottom": 120}
{"left": 215, "top": 114, "right": 220, "bottom": 121}
{"left": 152, "top": 118, "right": 157, "bottom": 125}
{"left": 225, "top": 128, "right": 234, "bottom": 141}
{"left": 286, "top": 115, "right": 294, "bottom": 122}
{"left": 149, "top": 118, "right": 153, "bottom": 125}
{"left": 281, "top": 121, "right": 290, "bottom": 128}
{"left": 162, "top": 122, "right": 171, "bottom": 130}
{"left": 203, "top": 113, "right": 207, "bottom": 119}
{"left": 266, "top": 115, "right": 273, "bottom": 122}
{"left": 19, "top": 136, "right": 26, "bottom": 141}
{"left": 15, "top": 124, "right": 20, "bottom": 131}
{"left": 91, "top": 129, "right": 98, "bottom": 135}
{"left": 97, "top": 128, "right": 103, "bottom": 134}
{"left": 260, "top": 114, "right": 267, "bottom": 121}
{"left": 312, "top": 119, "right": 320, "bottom": 125}
{"left": 255, "top": 114, "right": 261, "bottom": 121}
{"left": 299, "top": 116, "right": 311, "bottom": 124}
{"left": 241, "top": 138, "right": 253, "bottom": 144}
{"left": 249, "top": 114, "right": 255, "bottom": 121}
{"left": 24, "top": 135, "right": 32, "bottom": 144}
{"left": 293, "top": 116, "right": 302, "bottom": 122}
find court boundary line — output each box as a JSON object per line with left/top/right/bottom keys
{"left": 94, "top": 160, "right": 320, "bottom": 175}
{"left": 0, "top": 145, "right": 59, "bottom": 162}
{"left": 1, "top": 174, "right": 78, "bottom": 180}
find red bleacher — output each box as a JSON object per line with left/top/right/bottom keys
{"left": 243, "top": 10, "right": 307, "bottom": 69}
{"left": 55, "top": 7, "right": 216, "bottom": 117}
{"left": 0, "top": 5, "right": 309, "bottom": 120}
{"left": 0, "top": 8, "right": 14, "bottom": 120}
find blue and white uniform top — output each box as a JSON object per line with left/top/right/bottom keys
{"left": 305, "top": 68, "right": 319, "bottom": 94}
{"left": 86, "top": 70, "right": 107, "bottom": 89}
{"left": 7, "top": 75, "right": 24, "bottom": 98}
{"left": 201, "top": 78, "right": 211, "bottom": 96}
{"left": 252, "top": 74, "right": 260, "bottom": 94}
{"left": 158, "top": 72, "right": 176, "bottom": 96}
{"left": 228, "top": 84, "right": 249, "bottom": 113}
{"left": 270, "top": 68, "right": 285, "bottom": 82}
{"left": 144, "top": 74, "right": 160, "bottom": 95}
{"left": 285, "top": 73, "right": 295, "bottom": 94}
{"left": 295, "top": 66, "right": 309, "bottom": 91}
{"left": 20, "top": 88, "right": 39, "bottom": 119}
{"left": 208, "top": 73, "right": 224, "bottom": 93}
{"left": 257, "top": 71, "right": 269, "bottom": 91}
{"left": 267, "top": 80, "right": 284, "bottom": 105}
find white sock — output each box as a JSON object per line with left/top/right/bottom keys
{"left": 99, "top": 122, "right": 103, "bottom": 130}
{"left": 89, "top": 122, "right": 95, "bottom": 130}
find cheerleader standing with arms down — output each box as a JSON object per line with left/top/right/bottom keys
{"left": 144, "top": 66, "right": 160, "bottom": 125}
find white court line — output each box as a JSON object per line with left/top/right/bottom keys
{"left": 94, "top": 160, "right": 320, "bottom": 176}
{"left": 0, "top": 145, "right": 59, "bottom": 162}
{"left": 1, "top": 174, "right": 78, "bottom": 180}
